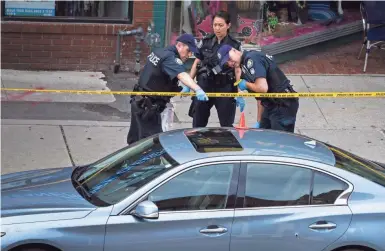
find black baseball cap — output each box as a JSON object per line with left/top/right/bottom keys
{"left": 176, "top": 34, "right": 199, "bottom": 54}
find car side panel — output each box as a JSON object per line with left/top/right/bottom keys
{"left": 1, "top": 207, "right": 112, "bottom": 251}
{"left": 230, "top": 206, "right": 352, "bottom": 251}
{"left": 324, "top": 192, "right": 385, "bottom": 251}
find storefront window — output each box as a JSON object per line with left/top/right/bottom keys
{"left": 168, "top": 1, "right": 265, "bottom": 48}
{"left": 167, "top": 1, "right": 362, "bottom": 50}
{"left": 2, "top": 0, "right": 133, "bottom": 23}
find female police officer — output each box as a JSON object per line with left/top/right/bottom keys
{"left": 216, "top": 44, "right": 299, "bottom": 133}
{"left": 185, "top": 11, "right": 245, "bottom": 128}
{"left": 127, "top": 34, "right": 209, "bottom": 145}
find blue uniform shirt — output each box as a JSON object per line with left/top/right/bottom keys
{"left": 161, "top": 46, "right": 186, "bottom": 80}
{"left": 240, "top": 50, "right": 273, "bottom": 83}
{"left": 138, "top": 45, "right": 186, "bottom": 93}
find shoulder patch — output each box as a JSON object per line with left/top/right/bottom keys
{"left": 196, "top": 39, "right": 203, "bottom": 49}
{"left": 266, "top": 54, "right": 274, "bottom": 61}
{"left": 247, "top": 59, "right": 253, "bottom": 69}
{"left": 175, "top": 58, "right": 183, "bottom": 65}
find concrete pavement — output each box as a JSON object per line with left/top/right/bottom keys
{"left": 1, "top": 69, "right": 116, "bottom": 103}
{"left": 1, "top": 71, "right": 385, "bottom": 174}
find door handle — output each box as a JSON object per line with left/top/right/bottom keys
{"left": 200, "top": 226, "right": 228, "bottom": 234}
{"left": 309, "top": 221, "right": 337, "bottom": 230}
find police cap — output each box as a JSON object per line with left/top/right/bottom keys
{"left": 217, "top": 44, "right": 233, "bottom": 67}
{"left": 176, "top": 34, "right": 199, "bottom": 54}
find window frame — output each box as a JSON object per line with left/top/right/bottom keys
{"left": 1, "top": 1, "right": 134, "bottom": 24}
{"left": 120, "top": 161, "right": 241, "bottom": 215}
{"left": 236, "top": 161, "right": 353, "bottom": 210}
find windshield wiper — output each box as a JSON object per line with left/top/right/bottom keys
{"left": 72, "top": 178, "right": 92, "bottom": 199}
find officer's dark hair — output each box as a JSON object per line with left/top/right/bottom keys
{"left": 212, "top": 10, "right": 231, "bottom": 24}
{"left": 212, "top": 10, "right": 231, "bottom": 33}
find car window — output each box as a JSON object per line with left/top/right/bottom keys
{"left": 73, "top": 135, "right": 179, "bottom": 206}
{"left": 312, "top": 171, "right": 349, "bottom": 205}
{"left": 244, "top": 163, "right": 312, "bottom": 208}
{"left": 147, "top": 164, "right": 235, "bottom": 211}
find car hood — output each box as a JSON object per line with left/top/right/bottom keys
{"left": 1, "top": 167, "right": 97, "bottom": 224}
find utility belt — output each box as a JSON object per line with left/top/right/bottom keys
{"left": 261, "top": 84, "right": 298, "bottom": 108}
{"left": 131, "top": 84, "right": 168, "bottom": 117}
{"left": 197, "top": 64, "right": 235, "bottom": 86}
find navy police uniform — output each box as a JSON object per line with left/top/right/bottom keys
{"left": 240, "top": 51, "right": 299, "bottom": 132}
{"left": 127, "top": 45, "right": 185, "bottom": 144}
{"left": 190, "top": 34, "right": 241, "bottom": 127}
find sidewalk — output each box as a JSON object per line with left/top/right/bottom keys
{"left": 1, "top": 71, "right": 385, "bottom": 174}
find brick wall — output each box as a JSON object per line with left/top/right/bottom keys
{"left": 1, "top": 1, "right": 155, "bottom": 72}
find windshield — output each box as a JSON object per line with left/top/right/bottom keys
{"left": 326, "top": 144, "right": 385, "bottom": 187}
{"left": 72, "top": 135, "right": 179, "bottom": 206}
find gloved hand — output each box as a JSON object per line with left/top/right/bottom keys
{"left": 234, "top": 79, "right": 247, "bottom": 91}
{"left": 254, "top": 121, "right": 260, "bottom": 128}
{"left": 180, "top": 85, "right": 190, "bottom": 93}
{"left": 235, "top": 97, "right": 245, "bottom": 112}
{"left": 195, "top": 88, "right": 209, "bottom": 101}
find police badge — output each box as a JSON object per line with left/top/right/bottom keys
{"left": 247, "top": 59, "right": 253, "bottom": 69}
{"left": 250, "top": 68, "right": 255, "bottom": 75}
{"left": 175, "top": 58, "right": 183, "bottom": 65}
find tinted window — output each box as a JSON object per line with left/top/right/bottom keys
{"left": 73, "top": 136, "right": 179, "bottom": 206}
{"left": 148, "top": 164, "right": 234, "bottom": 211}
{"left": 326, "top": 144, "right": 385, "bottom": 187}
{"left": 312, "top": 171, "right": 348, "bottom": 205}
{"left": 184, "top": 128, "right": 243, "bottom": 153}
{"left": 245, "top": 164, "right": 312, "bottom": 207}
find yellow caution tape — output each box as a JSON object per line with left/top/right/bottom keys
{"left": 1, "top": 88, "right": 385, "bottom": 98}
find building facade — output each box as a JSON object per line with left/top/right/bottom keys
{"left": 1, "top": 1, "right": 362, "bottom": 72}
{"left": 1, "top": 0, "right": 167, "bottom": 72}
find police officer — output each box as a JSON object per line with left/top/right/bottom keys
{"left": 127, "top": 34, "right": 209, "bottom": 144}
{"left": 217, "top": 44, "right": 299, "bottom": 133}
{"left": 185, "top": 11, "right": 245, "bottom": 128}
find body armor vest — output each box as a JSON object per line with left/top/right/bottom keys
{"left": 138, "top": 47, "right": 179, "bottom": 93}
{"left": 198, "top": 34, "right": 241, "bottom": 86}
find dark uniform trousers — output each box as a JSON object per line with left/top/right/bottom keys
{"left": 191, "top": 74, "right": 236, "bottom": 128}
{"left": 127, "top": 94, "right": 167, "bottom": 144}
{"left": 259, "top": 98, "right": 299, "bottom": 133}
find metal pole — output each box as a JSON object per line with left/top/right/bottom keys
{"left": 114, "top": 33, "right": 122, "bottom": 73}
{"left": 113, "top": 27, "right": 143, "bottom": 74}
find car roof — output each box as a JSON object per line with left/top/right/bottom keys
{"left": 159, "top": 127, "right": 336, "bottom": 166}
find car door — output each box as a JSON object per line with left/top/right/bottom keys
{"left": 104, "top": 162, "right": 240, "bottom": 251}
{"left": 230, "top": 161, "right": 353, "bottom": 251}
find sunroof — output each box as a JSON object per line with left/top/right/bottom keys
{"left": 184, "top": 128, "right": 243, "bottom": 153}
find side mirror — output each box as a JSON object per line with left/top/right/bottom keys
{"left": 132, "top": 201, "right": 159, "bottom": 219}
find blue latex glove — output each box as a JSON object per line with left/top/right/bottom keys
{"left": 235, "top": 97, "right": 245, "bottom": 112}
{"left": 195, "top": 88, "right": 209, "bottom": 101}
{"left": 235, "top": 79, "right": 247, "bottom": 91}
{"left": 180, "top": 85, "right": 190, "bottom": 93}
{"left": 254, "top": 121, "right": 260, "bottom": 128}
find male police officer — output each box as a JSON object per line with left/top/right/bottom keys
{"left": 127, "top": 34, "right": 209, "bottom": 144}
{"left": 217, "top": 45, "right": 299, "bottom": 133}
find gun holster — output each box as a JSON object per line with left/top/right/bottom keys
{"left": 131, "top": 95, "right": 165, "bottom": 121}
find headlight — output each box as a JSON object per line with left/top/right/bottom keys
{"left": 1, "top": 232, "right": 5, "bottom": 237}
